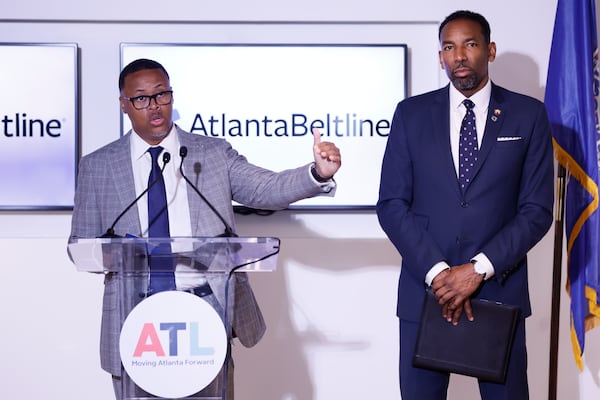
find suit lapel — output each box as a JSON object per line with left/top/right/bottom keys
{"left": 469, "top": 84, "right": 506, "bottom": 186}
{"left": 177, "top": 129, "right": 206, "bottom": 237}
{"left": 108, "top": 133, "right": 141, "bottom": 234}
{"left": 432, "top": 86, "right": 463, "bottom": 197}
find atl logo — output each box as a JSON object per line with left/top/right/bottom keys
{"left": 120, "top": 291, "right": 228, "bottom": 397}
{"left": 133, "top": 322, "right": 216, "bottom": 357}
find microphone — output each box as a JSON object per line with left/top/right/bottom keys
{"left": 99, "top": 151, "right": 171, "bottom": 238}
{"left": 178, "top": 146, "right": 237, "bottom": 237}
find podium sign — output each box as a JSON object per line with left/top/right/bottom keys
{"left": 69, "top": 236, "right": 279, "bottom": 400}
{"left": 120, "top": 291, "right": 228, "bottom": 398}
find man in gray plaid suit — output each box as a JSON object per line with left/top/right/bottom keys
{"left": 69, "top": 58, "right": 341, "bottom": 399}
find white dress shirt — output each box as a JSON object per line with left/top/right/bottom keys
{"left": 425, "top": 81, "right": 495, "bottom": 285}
{"left": 130, "top": 125, "right": 192, "bottom": 238}
{"left": 130, "top": 126, "right": 208, "bottom": 290}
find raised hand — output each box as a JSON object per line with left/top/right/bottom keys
{"left": 312, "top": 127, "right": 341, "bottom": 179}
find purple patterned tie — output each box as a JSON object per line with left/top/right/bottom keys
{"left": 458, "top": 99, "right": 478, "bottom": 192}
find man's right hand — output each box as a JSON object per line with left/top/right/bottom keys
{"left": 431, "top": 263, "right": 484, "bottom": 325}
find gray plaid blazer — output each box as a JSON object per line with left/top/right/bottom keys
{"left": 69, "top": 126, "right": 327, "bottom": 375}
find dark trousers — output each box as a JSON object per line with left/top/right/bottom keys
{"left": 399, "top": 317, "right": 529, "bottom": 400}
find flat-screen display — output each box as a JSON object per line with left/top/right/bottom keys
{"left": 121, "top": 43, "right": 407, "bottom": 209}
{"left": 0, "top": 43, "right": 78, "bottom": 210}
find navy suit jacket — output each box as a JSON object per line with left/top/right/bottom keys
{"left": 377, "top": 83, "right": 554, "bottom": 322}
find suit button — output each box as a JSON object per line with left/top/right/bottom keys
{"left": 461, "top": 201, "right": 469, "bottom": 208}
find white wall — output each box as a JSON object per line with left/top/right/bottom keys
{"left": 1, "top": 1, "right": 598, "bottom": 399}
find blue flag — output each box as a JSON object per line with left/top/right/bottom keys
{"left": 545, "top": 0, "right": 600, "bottom": 370}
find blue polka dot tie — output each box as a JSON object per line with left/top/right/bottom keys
{"left": 147, "top": 146, "right": 175, "bottom": 294}
{"left": 459, "top": 99, "right": 478, "bottom": 192}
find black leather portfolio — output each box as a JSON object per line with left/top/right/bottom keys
{"left": 413, "top": 290, "right": 520, "bottom": 383}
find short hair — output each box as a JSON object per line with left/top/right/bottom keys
{"left": 438, "top": 10, "right": 491, "bottom": 44}
{"left": 118, "top": 58, "right": 169, "bottom": 91}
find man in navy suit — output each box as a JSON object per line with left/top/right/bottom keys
{"left": 377, "top": 10, "right": 553, "bottom": 400}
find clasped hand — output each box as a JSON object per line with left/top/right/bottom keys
{"left": 431, "top": 262, "right": 484, "bottom": 325}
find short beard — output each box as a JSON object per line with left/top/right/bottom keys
{"left": 451, "top": 75, "right": 480, "bottom": 92}
{"left": 151, "top": 123, "right": 173, "bottom": 141}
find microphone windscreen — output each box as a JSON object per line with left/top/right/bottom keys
{"left": 180, "top": 146, "right": 188, "bottom": 158}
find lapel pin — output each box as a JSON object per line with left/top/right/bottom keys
{"left": 491, "top": 109, "right": 501, "bottom": 122}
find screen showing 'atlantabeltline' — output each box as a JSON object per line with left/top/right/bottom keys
{"left": 121, "top": 43, "right": 407, "bottom": 209}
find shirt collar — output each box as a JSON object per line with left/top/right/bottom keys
{"left": 131, "top": 125, "right": 179, "bottom": 161}
{"left": 449, "top": 79, "right": 492, "bottom": 112}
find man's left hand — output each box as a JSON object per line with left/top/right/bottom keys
{"left": 312, "top": 128, "right": 341, "bottom": 179}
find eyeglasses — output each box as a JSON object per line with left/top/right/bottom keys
{"left": 123, "top": 90, "right": 173, "bottom": 110}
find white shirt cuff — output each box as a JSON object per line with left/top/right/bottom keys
{"left": 425, "top": 261, "right": 451, "bottom": 286}
{"left": 471, "top": 252, "right": 495, "bottom": 280}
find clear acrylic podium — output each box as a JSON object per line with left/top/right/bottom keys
{"left": 68, "top": 236, "right": 280, "bottom": 400}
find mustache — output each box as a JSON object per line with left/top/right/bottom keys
{"left": 453, "top": 62, "right": 473, "bottom": 71}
